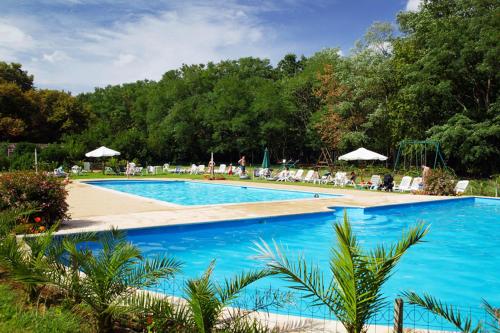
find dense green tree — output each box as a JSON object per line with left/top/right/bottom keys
{"left": 0, "top": 62, "right": 33, "bottom": 91}
{"left": 1, "top": 0, "right": 498, "bottom": 175}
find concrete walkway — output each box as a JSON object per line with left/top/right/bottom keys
{"left": 60, "top": 178, "right": 451, "bottom": 234}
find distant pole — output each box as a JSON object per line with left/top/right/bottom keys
{"left": 394, "top": 298, "right": 404, "bottom": 333}
{"left": 34, "top": 148, "right": 38, "bottom": 173}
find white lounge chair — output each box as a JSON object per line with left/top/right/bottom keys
{"left": 277, "top": 170, "right": 294, "bottom": 182}
{"left": 455, "top": 180, "right": 469, "bottom": 195}
{"left": 334, "top": 172, "right": 348, "bottom": 186}
{"left": 258, "top": 168, "right": 270, "bottom": 178}
{"left": 198, "top": 165, "right": 205, "bottom": 174}
{"left": 71, "top": 165, "right": 82, "bottom": 175}
{"left": 169, "top": 166, "right": 182, "bottom": 173}
{"left": 292, "top": 169, "right": 304, "bottom": 181}
{"left": 83, "top": 162, "right": 91, "bottom": 173}
{"left": 267, "top": 170, "right": 285, "bottom": 181}
{"left": 53, "top": 167, "right": 67, "bottom": 177}
{"left": 303, "top": 170, "right": 315, "bottom": 182}
{"left": 189, "top": 164, "right": 198, "bottom": 174}
{"left": 104, "top": 166, "right": 117, "bottom": 175}
{"left": 163, "top": 163, "right": 170, "bottom": 173}
{"left": 318, "top": 173, "right": 334, "bottom": 185}
{"left": 366, "top": 175, "right": 381, "bottom": 190}
{"left": 410, "top": 177, "right": 423, "bottom": 192}
{"left": 394, "top": 176, "right": 412, "bottom": 192}
{"left": 215, "top": 164, "right": 226, "bottom": 174}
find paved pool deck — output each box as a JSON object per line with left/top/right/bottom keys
{"left": 59, "top": 178, "right": 454, "bottom": 234}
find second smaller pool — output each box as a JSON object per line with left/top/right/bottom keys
{"left": 86, "top": 180, "right": 340, "bottom": 206}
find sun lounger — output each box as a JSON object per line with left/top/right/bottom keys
{"left": 104, "top": 166, "right": 117, "bottom": 175}
{"left": 333, "top": 172, "right": 348, "bottom": 186}
{"left": 268, "top": 170, "right": 286, "bottom": 181}
{"left": 71, "top": 165, "right": 82, "bottom": 175}
{"left": 362, "top": 175, "right": 381, "bottom": 190}
{"left": 215, "top": 164, "right": 226, "bottom": 174}
{"left": 278, "top": 170, "right": 295, "bottom": 182}
{"left": 455, "top": 180, "right": 469, "bottom": 195}
{"left": 198, "top": 165, "right": 205, "bottom": 174}
{"left": 189, "top": 164, "right": 198, "bottom": 174}
{"left": 53, "top": 167, "right": 67, "bottom": 177}
{"left": 83, "top": 162, "right": 91, "bottom": 173}
{"left": 292, "top": 169, "right": 304, "bottom": 181}
{"left": 410, "top": 177, "right": 423, "bottom": 192}
{"left": 394, "top": 176, "right": 412, "bottom": 192}
{"left": 303, "top": 170, "right": 315, "bottom": 182}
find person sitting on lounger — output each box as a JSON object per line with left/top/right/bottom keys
{"left": 348, "top": 171, "right": 357, "bottom": 185}
{"left": 380, "top": 174, "right": 394, "bottom": 191}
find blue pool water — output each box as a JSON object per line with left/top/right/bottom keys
{"left": 86, "top": 197, "right": 500, "bottom": 327}
{"left": 86, "top": 180, "right": 338, "bottom": 205}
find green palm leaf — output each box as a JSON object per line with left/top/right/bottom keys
{"left": 403, "top": 291, "right": 481, "bottom": 333}
{"left": 255, "top": 210, "right": 428, "bottom": 333}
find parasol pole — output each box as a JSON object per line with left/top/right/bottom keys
{"left": 34, "top": 148, "right": 38, "bottom": 173}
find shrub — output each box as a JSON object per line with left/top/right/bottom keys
{"left": 0, "top": 172, "right": 69, "bottom": 230}
{"left": 424, "top": 168, "right": 456, "bottom": 196}
{"left": 39, "top": 144, "right": 68, "bottom": 167}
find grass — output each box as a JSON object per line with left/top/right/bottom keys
{"left": 71, "top": 166, "right": 499, "bottom": 197}
{"left": 0, "top": 283, "right": 93, "bottom": 333}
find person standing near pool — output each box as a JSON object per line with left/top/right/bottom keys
{"left": 422, "top": 165, "right": 431, "bottom": 186}
{"left": 238, "top": 155, "right": 246, "bottom": 175}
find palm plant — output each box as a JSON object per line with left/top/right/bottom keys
{"left": 254, "top": 211, "right": 429, "bottom": 333}
{"left": 131, "top": 260, "right": 277, "bottom": 333}
{"left": 0, "top": 221, "right": 98, "bottom": 302}
{"left": 0, "top": 224, "right": 61, "bottom": 301}
{"left": 63, "top": 228, "right": 183, "bottom": 333}
{"left": 0, "top": 208, "right": 31, "bottom": 237}
{"left": 403, "top": 292, "right": 500, "bottom": 333}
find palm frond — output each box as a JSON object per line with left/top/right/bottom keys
{"left": 217, "top": 268, "right": 274, "bottom": 305}
{"left": 253, "top": 238, "right": 334, "bottom": 310}
{"left": 403, "top": 291, "right": 481, "bottom": 333}
{"left": 482, "top": 300, "right": 500, "bottom": 333}
{"left": 124, "top": 255, "right": 182, "bottom": 288}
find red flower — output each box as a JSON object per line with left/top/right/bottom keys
{"left": 34, "top": 216, "right": 42, "bottom": 223}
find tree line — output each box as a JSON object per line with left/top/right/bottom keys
{"left": 1, "top": 0, "right": 498, "bottom": 175}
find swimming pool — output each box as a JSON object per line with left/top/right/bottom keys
{"left": 86, "top": 180, "right": 339, "bottom": 205}
{"left": 84, "top": 197, "right": 500, "bottom": 328}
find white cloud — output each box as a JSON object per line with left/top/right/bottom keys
{"left": 406, "top": 0, "right": 423, "bottom": 12}
{"left": 43, "top": 50, "right": 70, "bottom": 63}
{"left": 0, "top": 22, "right": 34, "bottom": 60}
{"left": 1, "top": 2, "right": 293, "bottom": 92}
{"left": 113, "top": 53, "right": 136, "bottom": 67}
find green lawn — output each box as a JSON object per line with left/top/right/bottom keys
{"left": 0, "top": 283, "right": 93, "bottom": 333}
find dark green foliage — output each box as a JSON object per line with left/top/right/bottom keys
{"left": 0, "top": 0, "right": 498, "bottom": 175}
{"left": 0, "top": 172, "right": 69, "bottom": 230}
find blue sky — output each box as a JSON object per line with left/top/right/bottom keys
{"left": 0, "top": 0, "right": 421, "bottom": 93}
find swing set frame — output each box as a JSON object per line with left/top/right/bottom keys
{"left": 393, "top": 140, "right": 446, "bottom": 171}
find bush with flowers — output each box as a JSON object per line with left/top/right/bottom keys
{"left": 0, "top": 172, "right": 69, "bottom": 232}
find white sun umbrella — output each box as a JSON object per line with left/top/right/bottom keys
{"left": 85, "top": 146, "right": 120, "bottom": 172}
{"left": 338, "top": 147, "right": 387, "bottom": 161}
{"left": 85, "top": 146, "right": 120, "bottom": 158}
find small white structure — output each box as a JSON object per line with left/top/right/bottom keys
{"left": 338, "top": 147, "right": 387, "bottom": 161}
{"left": 85, "top": 146, "right": 120, "bottom": 158}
